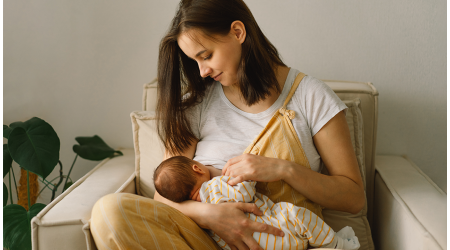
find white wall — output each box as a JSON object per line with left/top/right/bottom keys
{"left": 3, "top": 0, "right": 446, "bottom": 204}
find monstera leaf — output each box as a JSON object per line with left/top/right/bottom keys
{"left": 4, "top": 144, "right": 12, "bottom": 178}
{"left": 7, "top": 117, "right": 60, "bottom": 179}
{"left": 73, "top": 135, "right": 122, "bottom": 161}
{"left": 3, "top": 183, "right": 8, "bottom": 207}
{"left": 3, "top": 203, "right": 46, "bottom": 250}
{"left": 4, "top": 125, "right": 12, "bottom": 139}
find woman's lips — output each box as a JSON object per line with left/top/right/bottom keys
{"left": 213, "top": 72, "right": 222, "bottom": 81}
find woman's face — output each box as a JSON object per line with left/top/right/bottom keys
{"left": 177, "top": 24, "right": 245, "bottom": 87}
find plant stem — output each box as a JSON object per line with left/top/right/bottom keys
{"left": 9, "top": 171, "right": 13, "bottom": 205}
{"left": 38, "top": 180, "right": 56, "bottom": 197}
{"left": 63, "top": 154, "right": 78, "bottom": 191}
{"left": 40, "top": 177, "right": 58, "bottom": 187}
{"left": 27, "top": 171, "right": 30, "bottom": 211}
{"left": 11, "top": 166, "right": 18, "bottom": 198}
{"left": 51, "top": 161, "right": 64, "bottom": 201}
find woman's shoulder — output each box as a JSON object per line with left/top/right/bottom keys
{"left": 288, "top": 69, "right": 345, "bottom": 114}
{"left": 300, "top": 74, "right": 330, "bottom": 92}
{"left": 287, "top": 69, "right": 333, "bottom": 99}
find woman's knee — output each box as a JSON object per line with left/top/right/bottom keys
{"left": 91, "top": 193, "right": 147, "bottom": 229}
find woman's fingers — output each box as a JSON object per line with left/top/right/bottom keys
{"left": 241, "top": 236, "right": 263, "bottom": 250}
{"left": 227, "top": 175, "right": 245, "bottom": 186}
{"left": 223, "top": 154, "right": 289, "bottom": 185}
{"left": 250, "top": 220, "right": 284, "bottom": 237}
{"left": 238, "top": 203, "right": 285, "bottom": 237}
{"left": 222, "top": 154, "right": 245, "bottom": 175}
{"left": 234, "top": 242, "right": 250, "bottom": 250}
{"left": 238, "top": 203, "right": 262, "bottom": 215}
{"left": 207, "top": 203, "right": 284, "bottom": 250}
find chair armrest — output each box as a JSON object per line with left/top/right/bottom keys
{"left": 31, "top": 148, "right": 136, "bottom": 250}
{"left": 373, "top": 155, "right": 446, "bottom": 250}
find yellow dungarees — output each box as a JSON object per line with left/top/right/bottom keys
{"left": 244, "top": 72, "right": 322, "bottom": 219}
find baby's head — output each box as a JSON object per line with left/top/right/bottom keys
{"left": 153, "top": 156, "right": 211, "bottom": 203}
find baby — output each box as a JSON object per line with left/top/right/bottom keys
{"left": 153, "top": 156, "right": 360, "bottom": 250}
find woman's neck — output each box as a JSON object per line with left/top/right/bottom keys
{"left": 222, "top": 65, "right": 290, "bottom": 114}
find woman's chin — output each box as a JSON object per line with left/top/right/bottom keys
{"left": 219, "top": 79, "right": 238, "bottom": 87}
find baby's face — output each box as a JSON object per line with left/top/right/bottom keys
{"left": 190, "top": 184, "right": 202, "bottom": 202}
{"left": 189, "top": 161, "right": 210, "bottom": 202}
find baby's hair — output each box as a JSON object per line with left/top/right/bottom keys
{"left": 153, "top": 156, "right": 198, "bottom": 203}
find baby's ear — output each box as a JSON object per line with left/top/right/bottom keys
{"left": 192, "top": 164, "right": 205, "bottom": 174}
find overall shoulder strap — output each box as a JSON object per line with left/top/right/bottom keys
{"left": 282, "top": 72, "right": 306, "bottom": 109}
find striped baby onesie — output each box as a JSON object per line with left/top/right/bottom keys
{"left": 200, "top": 176, "right": 354, "bottom": 250}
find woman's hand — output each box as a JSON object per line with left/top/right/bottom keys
{"left": 222, "top": 154, "right": 290, "bottom": 186}
{"left": 197, "top": 202, "right": 285, "bottom": 250}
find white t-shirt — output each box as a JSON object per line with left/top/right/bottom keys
{"left": 186, "top": 68, "right": 347, "bottom": 172}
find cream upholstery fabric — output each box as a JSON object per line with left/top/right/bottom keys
{"left": 342, "top": 99, "right": 366, "bottom": 189}
{"left": 130, "top": 111, "right": 163, "bottom": 198}
{"left": 373, "top": 155, "right": 446, "bottom": 250}
{"left": 31, "top": 149, "right": 136, "bottom": 250}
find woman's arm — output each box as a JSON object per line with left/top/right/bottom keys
{"left": 156, "top": 140, "right": 284, "bottom": 250}
{"left": 286, "top": 111, "right": 365, "bottom": 213}
{"left": 223, "top": 111, "right": 365, "bottom": 214}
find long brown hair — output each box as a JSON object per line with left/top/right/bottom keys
{"left": 157, "top": 0, "right": 285, "bottom": 155}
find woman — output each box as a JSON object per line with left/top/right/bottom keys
{"left": 91, "top": 0, "right": 365, "bottom": 249}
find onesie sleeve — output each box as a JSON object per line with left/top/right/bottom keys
{"left": 199, "top": 176, "right": 256, "bottom": 204}
{"left": 294, "top": 76, "right": 347, "bottom": 137}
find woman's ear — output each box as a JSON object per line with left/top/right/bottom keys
{"left": 192, "top": 164, "right": 205, "bottom": 175}
{"left": 230, "top": 20, "right": 246, "bottom": 44}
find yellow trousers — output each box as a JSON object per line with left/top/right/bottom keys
{"left": 91, "top": 193, "right": 220, "bottom": 250}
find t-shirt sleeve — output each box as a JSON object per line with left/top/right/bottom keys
{"left": 295, "top": 76, "right": 348, "bottom": 137}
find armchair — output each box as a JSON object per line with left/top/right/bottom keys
{"left": 31, "top": 78, "right": 446, "bottom": 250}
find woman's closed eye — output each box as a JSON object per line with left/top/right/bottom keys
{"left": 203, "top": 54, "right": 212, "bottom": 60}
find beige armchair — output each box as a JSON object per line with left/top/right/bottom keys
{"left": 31, "top": 78, "right": 446, "bottom": 250}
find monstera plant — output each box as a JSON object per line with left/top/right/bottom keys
{"left": 3, "top": 117, "right": 122, "bottom": 250}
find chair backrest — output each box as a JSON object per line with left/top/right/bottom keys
{"left": 142, "top": 78, "right": 379, "bottom": 225}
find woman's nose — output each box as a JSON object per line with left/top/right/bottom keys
{"left": 199, "top": 63, "right": 212, "bottom": 78}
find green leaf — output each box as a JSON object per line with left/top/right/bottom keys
{"left": 3, "top": 183, "right": 8, "bottom": 207}
{"left": 7, "top": 117, "right": 60, "bottom": 179}
{"left": 3, "top": 203, "right": 46, "bottom": 250}
{"left": 4, "top": 144, "right": 12, "bottom": 178}
{"left": 63, "top": 181, "right": 73, "bottom": 192}
{"left": 4, "top": 125, "right": 12, "bottom": 139}
{"left": 73, "top": 135, "right": 122, "bottom": 161}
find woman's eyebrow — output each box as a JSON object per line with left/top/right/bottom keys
{"left": 195, "top": 49, "right": 207, "bottom": 57}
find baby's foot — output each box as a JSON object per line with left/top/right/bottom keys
{"left": 335, "top": 226, "right": 360, "bottom": 250}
